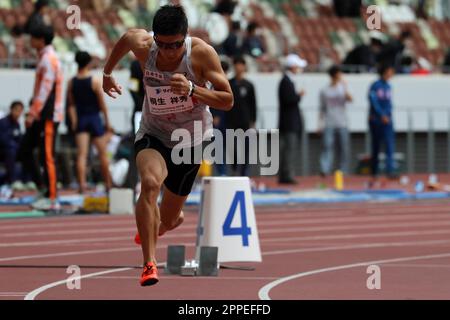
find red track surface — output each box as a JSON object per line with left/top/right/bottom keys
{"left": 1, "top": 195, "right": 450, "bottom": 300}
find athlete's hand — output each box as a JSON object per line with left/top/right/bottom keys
{"left": 103, "top": 75, "right": 123, "bottom": 99}
{"left": 170, "top": 73, "right": 190, "bottom": 96}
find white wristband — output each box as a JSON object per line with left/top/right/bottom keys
{"left": 103, "top": 71, "right": 113, "bottom": 78}
{"left": 188, "top": 80, "right": 194, "bottom": 96}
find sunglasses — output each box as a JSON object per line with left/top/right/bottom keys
{"left": 153, "top": 36, "right": 185, "bottom": 50}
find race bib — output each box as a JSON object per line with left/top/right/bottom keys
{"left": 146, "top": 85, "right": 194, "bottom": 115}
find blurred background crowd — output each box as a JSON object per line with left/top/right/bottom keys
{"left": 1, "top": 0, "right": 450, "bottom": 73}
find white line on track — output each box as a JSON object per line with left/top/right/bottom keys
{"left": 4, "top": 212, "right": 450, "bottom": 239}
{"left": 380, "top": 263, "right": 450, "bottom": 268}
{"left": 258, "top": 252, "right": 450, "bottom": 300}
{"left": 1, "top": 227, "right": 138, "bottom": 237}
{"left": 20, "top": 238, "right": 450, "bottom": 300}
{"left": 92, "top": 276, "right": 279, "bottom": 280}
{"left": 2, "top": 224, "right": 450, "bottom": 248}
{"left": 259, "top": 220, "right": 450, "bottom": 235}
{"left": 263, "top": 228, "right": 450, "bottom": 242}
{"left": 24, "top": 268, "right": 132, "bottom": 300}
{"left": 262, "top": 239, "right": 450, "bottom": 256}
{"left": 0, "top": 219, "right": 134, "bottom": 231}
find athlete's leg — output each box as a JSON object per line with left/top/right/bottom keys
{"left": 158, "top": 186, "right": 187, "bottom": 236}
{"left": 75, "top": 132, "right": 90, "bottom": 193}
{"left": 135, "top": 149, "right": 167, "bottom": 264}
{"left": 92, "top": 134, "right": 113, "bottom": 191}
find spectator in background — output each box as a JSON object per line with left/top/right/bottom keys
{"left": 410, "top": 56, "right": 432, "bottom": 75}
{"left": 212, "top": 0, "right": 237, "bottom": 16}
{"left": 125, "top": 54, "right": 146, "bottom": 191}
{"left": 24, "top": 0, "right": 50, "bottom": 34}
{"left": 20, "top": 25, "right": 62, "bottom": 211}
{"left": 129, "top": 55, "right": 145, "bottom": 135}
{"left": 319, "top": 65, "right": 352, "bottom": 176}
{"left": 226, "top": 56, "right": 257, "bottom": 176}
{"left": 378, "top": 30, "right": 412, "bottom": 73}
{"left": 342, "top": 32, "right": 384, "bottom": 73}
{"left": 67, "top": 51, "right": 113, "bottom": 194}
{"left": 368, "top": 64, "right": 397, "bottom": 184}
{"left": 0, "top": 101, "right": 24, "bottom": 186}
{"left": 278, "top": 54, "right": 307, "bottom": 185}
{"left": 210, "top": 60, "right": 230, "bottom": 176}
{"left": 242, "top": 22, "right": 265, "bottom": 59}
{"left": 443, "top": 48, "right": 450, "bottom": 73}
{"left": 221, "top": 21, "right": 243, "bottom": 58}
{"left": 333, "top": 0, "right": 361, "bottom": 17}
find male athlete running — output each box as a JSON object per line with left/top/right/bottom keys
{"left": 102, "top": 5, "right": 233, "bottom": 286}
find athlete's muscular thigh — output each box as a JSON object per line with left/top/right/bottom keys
{"left": 136, "top": 149, "right": 168, "bottom": 195}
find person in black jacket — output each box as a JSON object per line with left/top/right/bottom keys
{"left": 129, "top": 57, "right": 145, "bottom": 135}
{"left": 24, "top": 0, "right": 50, "bottom": 35}
{"left": 226, "top": 56, "right": 257, "bottom": 176}
{"left": 278, "top": 54, "right": 307, "bottom": 184}
{"left": 0, "top": 101, "right": 24, "bottom": 186}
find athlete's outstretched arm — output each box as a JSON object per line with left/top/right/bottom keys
{"left": 103, "top": 29, "right": 152, "bottom": 98}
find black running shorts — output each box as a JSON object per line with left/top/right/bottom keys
{"left": 134, "top": 134, "right": 201, "bottom": 196}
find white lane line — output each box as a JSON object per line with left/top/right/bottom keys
{"left": 380, "top": 263, "right": 450, "bottom": 268}
{"left": 260, "top": 220, "right": 450, "bottom": 235}
{"left": 0, "top": 219, "right": 134, "bottom": 231}
{"left": 262, "top": 239, "right": 450, "bottom": 256}
{"left": 2, "top": 224, "right": 450, "bottom": 248}
{"left": 0, "top": 247, "right": 137, "bottom": 262}
{"left": 3, "top": 236, "right": 449, "bottom": 265}
{"left": 1, "top": 227, "right": 136, "bottom": 237}
{"left": 5, "top": 213, "right": 450, "bottom": 239}
{"left": 0, "top": 236, "right": 132, "bottom": 247}
{"left": 24, "top": 268, "right": 132, "bottom": 300}
{"left": 0, "top": 292, "right": 27, "bottom": 294}
{"left": 263, "top": 228, "right": 450, "bottom": 242}
{"left": 22, "top": 240, "right": 450, "bottom": 300}
{"left": 258, "top": 252, "right": 450, "bottom": 300}
{"left": 0, "top": 241, "right": 194, "bottom": 263}
{"left": 93, "top": 276, "right": 279, "bottom": 280}
{"left": 1, "top": 202, "right": 446, "bottom": 230}
{"left": 258, "top": 212, "right": 450, "bottom": 226}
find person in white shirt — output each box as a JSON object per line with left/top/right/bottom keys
{"left": 318, "top": 65, "right": 353, "bottom": 176}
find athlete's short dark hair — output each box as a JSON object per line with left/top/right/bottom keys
{"left": 75, "top": 51, "right": 92, "bottom": 69}
{"left": 30, "top": 24, "right": 54, "bottom": 45}
{"left": 153, "top": 5, "right": 188, "bottom": 36}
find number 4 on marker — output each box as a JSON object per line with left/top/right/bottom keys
{"left": 222, "top": 191, "right": 252, "bottom": 246}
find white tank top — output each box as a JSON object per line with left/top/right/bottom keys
{"left": 136, "top": 37, "right": 213, "bottom": 148}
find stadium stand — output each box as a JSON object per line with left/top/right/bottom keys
{"left": 0, "top": 0, "right": 450, "bottom": 72}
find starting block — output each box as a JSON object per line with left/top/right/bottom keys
{"left": 166, "top": 245, "right": 219, "bottom": 277}
{"left": 197, "top": 246, "right": 219, "bottom": 276}
{"left": 165, "top": 245, "right": 186, "bottom": 275}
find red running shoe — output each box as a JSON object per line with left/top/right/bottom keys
{"left": 134, "top": 233, "right": 141, "bottom": 245}
{"left": 140, "top": 262, "right": 159, "bottom": 286}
